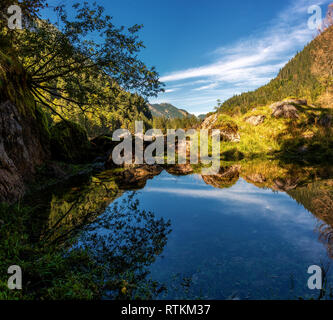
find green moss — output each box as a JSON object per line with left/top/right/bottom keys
{"left": 0, "top": 50, "right": 35, "bottom": 116}
{"left": 50, "top": 120, "right": 92, "bottom": 164}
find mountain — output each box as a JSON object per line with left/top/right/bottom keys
{"left": 199, "top": 26, "right": 333, "bottom": 165}
{"left": 147, "top": 103, "right": 192, "bottom": 119}
{"left": 217, "top": 25, "right": 333, "bottom": 115}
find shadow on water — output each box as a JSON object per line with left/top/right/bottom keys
{"left": 23, "top": 160, "right": 333, "bottom": 299}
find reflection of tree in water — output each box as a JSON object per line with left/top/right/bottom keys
{"left": 288, "top": 179, "right": 333, "bottom": 259}
{"left": 77, "top": 192, "right": 172, "bottom": 299}
{"left": 315, "top": 190, "right": 333, "bottom": 259}
{"left": 41, "top": 176, "right": 121, "bottom": 244}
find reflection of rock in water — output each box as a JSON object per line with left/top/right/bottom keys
{"left": 201, "top": 165, "right": 240, "bottom": 189}
{"left": 272, "top": 177, "right": 300, "bottom": 191}
{"left": 165, "top": 164, "right": 194, "bottom": 176}
{"left": 114, "top": 164, "right": 163, "bottom": 189}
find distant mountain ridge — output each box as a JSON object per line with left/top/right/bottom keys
{"left": 147, "top": 103, "right": 192, "bottom": 119}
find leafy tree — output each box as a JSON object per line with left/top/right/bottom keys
{"left": 1, "top": 1, "right": 164, "bottom": 120}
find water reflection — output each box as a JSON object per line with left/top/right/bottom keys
{"left": 78, "top": 192, "right": 171, "bottom": 299}
{"left": 28, "top": 160, "right": 333, "bottom": 299}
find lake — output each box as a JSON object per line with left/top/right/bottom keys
{"left": 35, "top": 161, "right": 333, "bottom": 300}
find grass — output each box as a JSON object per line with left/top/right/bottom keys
{"left": 214, "top": 102, "right": 333, "bottom": 163}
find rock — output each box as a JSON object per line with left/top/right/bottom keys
{"left": 200, "top": 114, "right": 218, "bottom": 130}
{"left": 42, "top": 162, "right": 67, "bottom": 179}
{"left": 0, "top": 53, "right": 51, "bottom": 203}
{"left": 271, "top": 104, "right": 299, "bottom": 119}
{"left": 269, "top": 99, "right": 307, "bottom": 110}
{"left": 269, "top": 98, "right": 308, "bottom": 119}
{"left": 200, "top": 114, "right": 240, "bottom": 142}
{"left": 50, "top": 121, "right": 92, "bottom": 164}
{"left": 244, "top": 115, "right": 266, "bottom": 126}
{"left": 0, "top": 100, "right": 49, "bottom": 203}
{"left": 217, "top": 124, "right": 241, "bottom": 142}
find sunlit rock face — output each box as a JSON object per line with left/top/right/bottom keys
{"left": 200, "top": 114, "right": 218, "bottom": 130}
{"left": 271, "top": 104, "right": 299, "bottom": 119}
{"left": 244, "top": 115, "right": 266, "bottom": 126}
{"left": 269, "top": 99, "right": 308, "bottom": 120}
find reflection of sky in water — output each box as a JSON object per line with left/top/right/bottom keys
{"left": 115, "top": 171, "right": 332, "bottom": 300}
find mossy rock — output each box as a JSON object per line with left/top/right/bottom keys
{"left": 50, "top": 121, "right": 92, "bottom": 164}
{"left": 0, "top": 50, "right": 35, "bottom": 116}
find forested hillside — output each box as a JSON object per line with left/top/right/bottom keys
{"left": 147, "top": 103, "right": 191, "bottom": 119}
{"left": 218, "top": 25, "right": 333, "bottom": 115}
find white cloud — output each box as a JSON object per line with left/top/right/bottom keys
{"left": 164, "top": 88, "right": 179, "bottom": 93}
{"left": 193, "top": 82, "right": 219, "bottom": 91}
{"left": 153, "top": 0, "right": 331, "bottom": 114}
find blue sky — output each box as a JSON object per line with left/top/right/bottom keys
{"left": 43, "top": 0, "right": 331, "bottom": 115}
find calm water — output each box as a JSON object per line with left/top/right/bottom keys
{"left": 105, "top": 170, "right": 333, "bottom": 300}
{"left": 36, "top": 163, "right": 333, "bottom": 300}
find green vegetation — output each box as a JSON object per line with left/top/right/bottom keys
{"left": 217, "top": 26, "right": 333, "bottom": 115}
{"left": 0, "top": 192, "right": 171, "bottom": 300}
{"left": 152, "top": 115, "right": 202, "bottom": 133}
{"left": 0, "top": 0, "right": 332, "bottom": 301}
{"left": 214, "top": 101, "right": 333, "bottom": 163}
{"left": 50, "top": 120, "right": 91, "bottom": 163}
{"left": 1, "top": 0, "right": 164, "bottom": 139}
{"left": 207, "top": 26, "right": 333, "bottom": 164}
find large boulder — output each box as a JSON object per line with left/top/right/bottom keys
{"left": 200, "top": 114, "right": 218, "bottom": 130}
{"left": 214, "top": 123, "right": 241, "bottom": 142}
{"left": 244, "top": 115, "right": 266, "bottom": 126}
{"left": 269, "top": 99, "right": 307, "bottom": 110}
{"left": 271, "top": 104, "right": 299, "bottom": 119}
{"left": 201, "top": 114, "right": 240, "bottom": 142}
{"left": 50, "top": 121, "right": 91, "bottom": 164}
